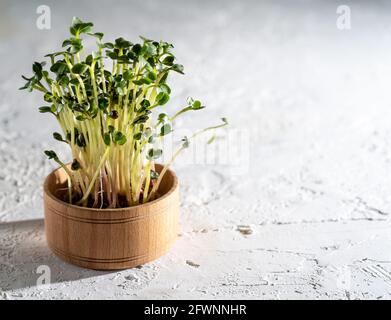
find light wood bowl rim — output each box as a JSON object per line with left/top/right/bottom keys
{"left": 43, "top": 163, "right": 178, "bottom": 213}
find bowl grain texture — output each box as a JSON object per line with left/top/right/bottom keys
{"left": 43, "top": 164, "right": 179, "bottom": 270}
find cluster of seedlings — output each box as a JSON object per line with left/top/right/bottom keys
{"left": 21, "top": 17, "right": 227, "bottom": 208}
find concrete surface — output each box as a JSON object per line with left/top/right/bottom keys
{"left": 2, "top": 0, "right": 391, "bottom": 299}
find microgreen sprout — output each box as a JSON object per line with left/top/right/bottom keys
{"left": 21, "top": 17, "right": 228, "bottom": 208}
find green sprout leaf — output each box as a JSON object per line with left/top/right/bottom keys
{"left": 20, "top": 18, "right": 229, "bottom": 208}
{"left": 159, "top": 83, "right": 171, "bottom": 94}
{"left": 32, "top": 62, "right": 45, "bottom": 80}
{"left": 171, "top": 64, "right": 184, "bottom": 74}
{"left": 147, "top": 148, "right": 162, "bottom": 160}
{"left": 156, "top": 92, "right": 169, "bottom": 105}
{"left": 158, "top": 113, "right": 167, "bottom": 123}
{"left": 160, "top": 123, "right": 172, "bottom": 136}
{"left": 132, "top": 114, "right": 149, "bottom": 125}
{"left": 71, "top": 63, "right": 88, "bottom": 74}
{"left": 62, "top": 38, "right": 83, "bottom": 53}
{"left": 133, "top": 132, "right": 142, "bottom": 140}
{"left": 39, "top": 106, "right": 53, "bottom": 114}
{"left": 98, "top": 97, "right": 109, "bottom": 110}
{"left": 103, "top": 132, "right": 111, "bottom": 146}
{"left": 89, "top": 32, "right": 104, "bottom": 40}
{"left": 113, "top": 131, "right": 127, "bottom": 145}
{"left": 115, "top": 37, "right": 132, "bottom": 49}
{"left": 50, "top": 61, "right": 67, "bottom": 74}
{"left": 123, "top": 70, "right": 134, "bottom": 81}
{"left": 161, "top": 55, "right": 175, "bottom": 66}
{"left": 53, "top": 132, "right": 64, "bottom": 142}
{"left": 44, "top": 150, "right": 58, "bottom": 160}
{"left": 70, "top": 17, "right": 93, "bottom": 36}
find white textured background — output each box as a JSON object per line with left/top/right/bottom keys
{"left": 1, "top": 0, "right": 391, "bottom": 299}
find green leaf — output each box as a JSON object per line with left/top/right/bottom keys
{"left": 102, "top": 42, "right": 114, "bottom": 49}
{"left": 39, "top": 106, "right": 53, "bottom": 114}
{"left": 139, "top": 35, "right": 152, "bottom": 42}
{"left": 143, "top": 43, "right": 157, "bottom": 56}
{"left": 76, "top": 115, "right": 86, "bottom": 121}
{"left": 43, "top": 92, "right": 54, "bottom": 102}
{"left": 146, "top": 71, "right": 156, "bottom": 81}
{"left": 133, "top": 77, "right": 152, "bottom": 85}
{"left": 32, "top": 62, "right": 44, "bottom": 80}
{"left": 132, "top": 43, "right": 142, "bottom": 55}
{"left": 72, "top": 63, "right": 88, "bottom": 74}
{"left": 158, "top": 113, "right": 167, "bottom": 122}
{"left": 156, "top": 92, "right": 169, "bottom": 105}
{"left": 113, "top": 131, "right": 127, "bottom": 145}
{"left": 44, "top": 51, "right": 72, "bottom": 58}
{"left": 103, "top": 132, "right": 111, "bottom": 146}
{"left": 115, "top": 37, "right": 132, "bottom": 49}
{"left": 106, "top": 51, "right": 118, "bottom": 60}
{"left": 44, "top": 150, "right": 58, "bottom": 160}
{"left": 70, "top": 17, "right": 93, "bottom": 36}
{"left": 123, "top": 70, "right": 134, "bottom": 81}
{"left": 89, "top": 32, "right": 104, "bottom": 40}
{"left": 85, "top": 54, "right": 93, "bottom": 65}
{"left": 132, "top": 115, "right": 149, "bottom": 125}
{"left": 138, "top": 99, "right": 150, "bottom": 112}
{"left": 160, "top": 123, "right": 172, "bottom": 136}
{"left": 147, "top": 148, "right": 162, "bottom": 160}
{"left": 171, "top": 64, "right": 184, "bottom": 74}
{"left": 133, "top": 132, "right": 142, "bottom": 140}
{"left": 148, "top": 135, "right": 155, "bottom": 144}
{"left": 62, "top": 38, "right": 83, "bottom": 53}
{"left": 53, "top": 132, "right": 63, "bottom": 141}
{"left": 117, "top": 55, "right": 131, "bottom": 64}
{"left": 58, "top": 75, "right": 69, "bottom": 86}
{"left": 98, "top": 97, "right": 109, "bottom": 110}
{"left": 161, "top": 55, "right": 175, "bottom": 66}
{"left": 50, "top": 61, "right": 67, "bottom": 74}
{"left": 159, "top": 83, "right": 171, "bottom": 94}
{"left": 70, "top": 78, "right": 79, "bottom": 85}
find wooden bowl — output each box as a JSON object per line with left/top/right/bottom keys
{"left": 43, "top": 164, "right": 179, "bottom": 270}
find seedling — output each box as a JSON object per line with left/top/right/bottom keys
{"left": 21, "top": 17, "right": 227, "bottom": 208}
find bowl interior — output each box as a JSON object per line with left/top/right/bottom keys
{"left": 45, "top": 163, "right": 177, "bottom": 209}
